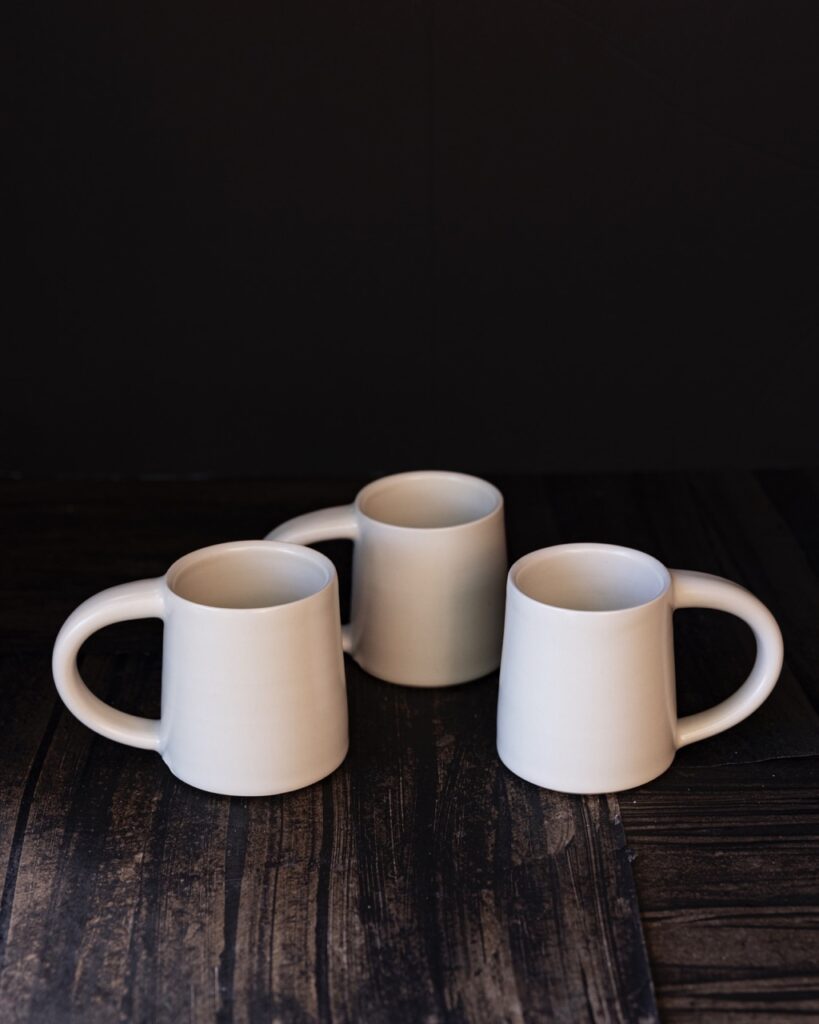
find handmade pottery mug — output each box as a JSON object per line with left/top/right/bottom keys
{"left": 52, "top": 541, "right": 348, "bottom": 796}
{"left": 266, "top": 470, "right": 508, "bottom": 687}
{"left": 497, "top": 543, "right": 784, "bottom": 793}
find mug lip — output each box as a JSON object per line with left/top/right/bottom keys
{"left": 354, "top": 469, "right": 504, "bottom": 532}
{"left": 508, "top": 542, "right": 671, "bottom": 615}
{"left": 164, "top": 539, "right": 336, "bottom": 612}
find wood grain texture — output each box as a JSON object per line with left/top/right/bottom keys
{"left": 622, "top": 757, "right": 819, "bottom": 1021}
{"left": 0, "top": 479, "right": 658, "bottom": 1022}
{"left": 1, "top": 473, "right": 818, "bottom": 1022}
{"left": 602, "top": 471, "right": 819, "bottom": 1021}
{"left": 0, "top": 652, "right": 656, "bottom": 1023}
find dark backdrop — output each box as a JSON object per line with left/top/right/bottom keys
{"left": 7, "top": 0, "right": 819, "bottom": 477}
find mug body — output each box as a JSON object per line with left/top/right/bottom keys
{"left": 348, "top": 471, "right": 507, "bottom": 686}
{"left": 497, "top": 544, "right": 677, "bottom": 793}
{"left": 159, "top": 542, "right": 348, "bottom": 796}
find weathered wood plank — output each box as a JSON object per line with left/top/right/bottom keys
{"left": 0, "top": 655, "right": 63, "bottom": 982}
{"left": 622, "top": 758, "right": 819, "bottom": 1022}
{"left": 0, "top": 648, "right": 658, "bottom": 1022}
{"left": 3, "top": 474, "right": 819, "bottom": 1022}
{"left": 0, "top": 652, "right": 230, "bottom": 1023}
{"left": 615, "top": 470, "right": 819, "bottom": 1021}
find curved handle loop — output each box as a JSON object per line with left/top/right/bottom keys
{"left": 672, "top": 570, "right": 783, "bottom": 749}
{"left": 266, "top": 504, "right": 358, "bottom": 654}
{"left": 265, "top": 504, "right": 358, "bottom": 546}
{"left": 52, "top": 579, "right": 165, "bottom": 750}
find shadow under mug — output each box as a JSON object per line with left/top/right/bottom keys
{"left": 497, "top": 543, "right": 784, "bottom": 794}
{"left": 266, "top": 470, "right": 508, "bottom": 687}
{"left": 52, "top": 541, "right": 349, "bottom": 796}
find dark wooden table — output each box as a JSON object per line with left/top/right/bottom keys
{"left": 1, "top": 473, "right": 818, "bottom": 1023}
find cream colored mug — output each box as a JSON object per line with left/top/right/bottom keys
{"left": 267, "top": 471, "right": 508, "bottom": 687}
{"left": 497, "top": 543, "right": 784, "bottom": 793}
{"left": 52, "top": 541, "right": 349, "bottom": 796}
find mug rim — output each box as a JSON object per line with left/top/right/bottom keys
{"left": 355, "top": 469, "right": 503, "bottom": 532}
{"left": 508, "top": 542, "right": 671, "bottom": 615}
{"left": 164, "top": 540, "right": 336, "bottom": 612}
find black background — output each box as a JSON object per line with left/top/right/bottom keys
{"left": 7, "top": 0, "right": 819, "bottom": 478}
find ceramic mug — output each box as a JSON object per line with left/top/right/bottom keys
{"left": 52, "top": 541, "right": 349, "bottom": 796}
{"left": 266, "top": 470, "right": 508, "bottom": 687}
{"left": 497, "top": 543, "right": 784, "bottom": 793}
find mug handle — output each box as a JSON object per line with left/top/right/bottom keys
{"left": 266, "top": 505, "right": 359, "bottom": 653}
{"left": 671, "top": 570, "right": 784, "bottom": 748}
{"left": 52, "top": 580, "right": 165, "bottom": 749}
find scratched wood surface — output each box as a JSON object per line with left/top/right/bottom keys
{"left": 531, "top": 470, "right": 819, "bottom": 1020}
{"left": 1, "top": 473, "right": 818, "bottom": 1021}
{"left": 618, "top": 471, "right": 819, "bottom": 1020}
{"left": 0, "top": 477, "right": 657, "bottom": 1023}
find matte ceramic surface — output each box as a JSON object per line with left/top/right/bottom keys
{"left": 52, "top": 541, "right": 349, "bottom": 796}
{"left": 266, "top": 470, "right": 508, "bottom": 687}
{"left": 497, "top": 543, "right": 784, "bottom": 794}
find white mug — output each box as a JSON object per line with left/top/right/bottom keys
{"left": 52, "top": 541, "right": 349, "bottom": 796}
{"left": 266, "top": 470, "right": 508, "bottom": 687}
{"left": 497, "top": 543, "right": 784, "bottom": 793}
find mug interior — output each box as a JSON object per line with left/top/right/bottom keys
{"left": 514, "top": 545, "right": 669, "bottom": 612}
{"left": 358, "top": 472, "right": 500, "bottom": 529}
{"left": 167, "top": 543, "right": 331, "bottom": 610}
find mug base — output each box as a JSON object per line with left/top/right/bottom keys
{"left": 496, "top": 749, "right": 677, "bottom": 795}
{"left": 161, "top": 744, "right": 349, "bottom": 797}
{"left": 351, "top": 656, "right": 501, "bottom": 689}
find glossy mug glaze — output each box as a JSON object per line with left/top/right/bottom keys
{"left": 267, "top": 470, "right": 508, "bottom": 687}
{"left": 52, "top": 541, "right": 349, "bottom": 796}
{"left": 497, "top": 543, "right": 784, "bottom": 793}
